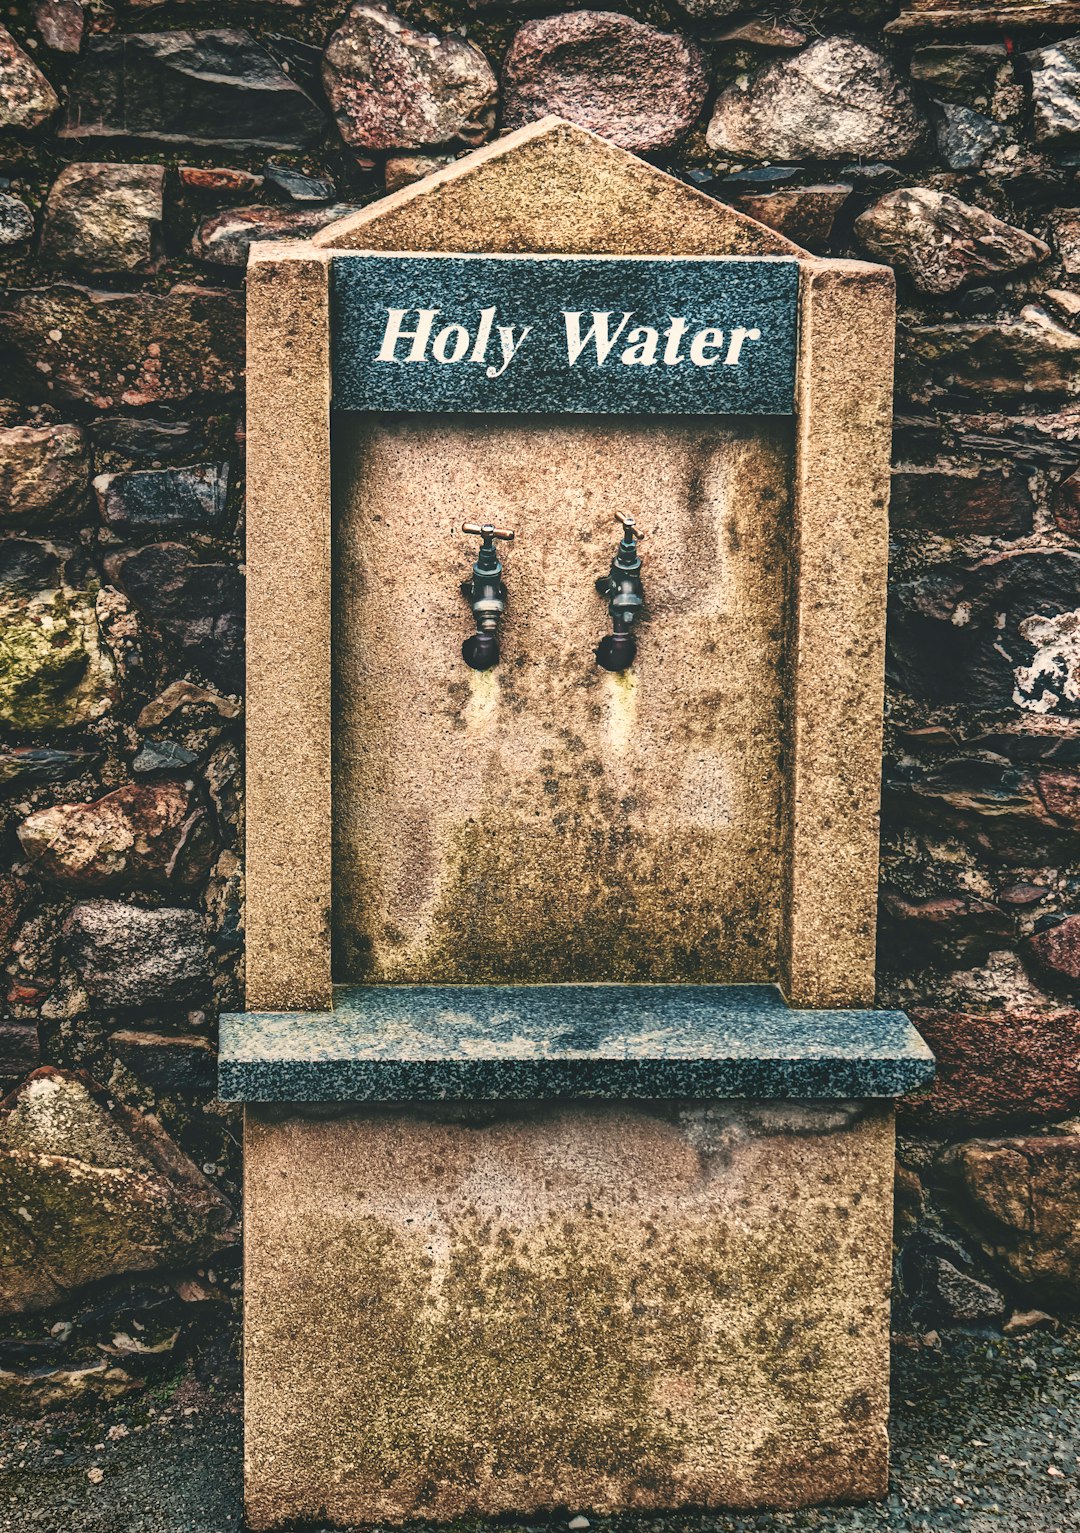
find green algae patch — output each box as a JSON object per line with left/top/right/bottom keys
{"left": 0, "top": 587, "right": 115, "bottom": 734}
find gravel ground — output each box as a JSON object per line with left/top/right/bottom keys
{"left": 0, "top": 1326, "right": 1077, "bottom": 1533}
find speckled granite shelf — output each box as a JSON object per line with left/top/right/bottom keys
{"left": 219, "top": 984, "right": 934, "bottom": 1103}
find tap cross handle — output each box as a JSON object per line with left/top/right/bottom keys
{"left": 462, "top": 522, "right": 515, "bottom": 543}
{"left": 614, "top": 511, "right": 644, "bottom": 542}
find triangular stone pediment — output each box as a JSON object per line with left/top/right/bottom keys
{"left": 313, "top": 116, "right": 803, "bottom": 259}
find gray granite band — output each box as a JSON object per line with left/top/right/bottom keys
{"left": 219, "top": 983, "right": 934, "bottom": 1103}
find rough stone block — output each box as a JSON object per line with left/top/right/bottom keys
{"left": 243, "top": 1099, "right": 894, "bottom": 1528}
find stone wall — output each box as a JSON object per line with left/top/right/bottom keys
{"left": 0, "top": 0, "right": 1079, "bottom": 1403}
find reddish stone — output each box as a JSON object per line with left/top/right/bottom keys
{"left": 18, "top": 780, "right": 216, "bottom": 892}
{"left": 1053, "top": 468, "right": 1080, "bottom": 538}
{"left": 323, "top": 1, "right": 497, "bottom": 151}
{"left": 0, "top": 284, "right": 244, "bottom": 410}
{"left": 178, "top": 165, "right": 264, "bottom": 195}
{"left": 1025, "top": 916, "right": 1080, "bottom": 988}
{"left": 940, "top": 1133, "right": 1080, "bottom": 1303}
{"left": 890, "top": 465, "right": 1035, "bottom": 535}
{"left": 732, "top": 185, "right": 851, "bottom": 252}
{"left": 998, "top": 882, "right": 1051, "bottom": 908}
{"left": 904, "top": 1008, "right": 1080, "bottom": 1126}
{"left": 878, "top": 889, "right": 1010, "bottom": 963}
{"left": 33, "top": 0, "right": 84, "bottom": 54}
{"left": 1036, "top": 769, "right": 1080, "bottom": 827}
{"left": 503, "top": 11, "right": 708, "bottom": 154}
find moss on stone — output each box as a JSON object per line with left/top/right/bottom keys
{"left": 0, "top": 588, "right": 114, "bottom": 734}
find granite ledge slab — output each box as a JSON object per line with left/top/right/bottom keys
{"left": 219, "top": 983, "right": 934, "bottom": 1103}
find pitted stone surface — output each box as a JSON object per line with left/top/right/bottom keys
{"left": 502, "top": 12, "right": 708, "bottom": 154}
{"left": 41, "top": 163, "right": 165, "bottom": 275}
{"left": 322, "top": 1, "right": 497, "bottom": 151}
{"left": 854, "top": 187, "right": 1049, "bottom": 295}
{"left": 0, "top": 23, "right": 59, "bottom": 130}
{"left": 707, "top": 37, "right": 926, "bottom": 162}
{"left": 219, "top": 983, "right": 933, "bottom": 1101}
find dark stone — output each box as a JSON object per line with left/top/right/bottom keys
{"left": 888, "top": 551, "right": 1080, "bottom": 715}
{"left": 890, "top": 465, "right": 1035, "bottom": 535}
{"left": 903, "top": 308, "right": 1080, "bottom": 399}
{"left": 0, "top": 748, "right": 98, "bottom": 787}
{"left": 132, "top": 739, "right": 198, "bottom": 775}
{"left": 904, "top": 1009, "right": 1080, "bottom": 1126}
{"left": 110, "top": 1029, "right": 216, "bottom": 1093}
{"left": 910, "top": 44, "right": 1007, "bottom": 103}
{"left": 1053, "top": 468, "right": 1080, "bottom": 537}
{"left": 0, "top": 1022, "right": 39, "bottom": 1083}
{"left": 0, "top": 540, "right": 59, "bottom": 598}
{"left": 262, "top": 163, "right": 335, "bottom": 202}
{"left": 928, "top": 1257, "right": 1007, "bottom": 1324}
{"left": 719, "top": 165, "right": 800, "bottom": 189}
{"left": 193, "top": 203, "right": 360, "bottom": 267}
{"left": 954, "top": 418, "right": 1080, "bottom": 473}
{"left": 109, "top": 542, "right": 243, "bottom": 694}
{"left": 0, "top": 194, "right": 33, "bottom": 246}
{"left": 0, "top": 284, "right": 244, "bottom": 410}
{"left": 331, "top": 253, "right": 799, "bottom": 417}
{"left": 503, "top": 11, "right": 707, "bottom": 155}
{"left": 218, "top": 983, "right": 934, "bottom": 1103}
{"left": 879, "top": 889, "right": 1011, "bottom": 966}
{"left": 63, "top": 900, "right": 212, "bottom": 1006}
{"left": 935, "top": 103, "right": 1009, "bottom": 172}
{"left": 89, "top": 417, "right": 204, "bottom": 469}
{"left": 323, "top": 2, "right": 497, "bottom": 152}
{"left": 94, "top": 462, "right": 229, "bottom": 536}
{"left": 884, "top": 755, "right": 1080, "bottom": 864}
{"left": 59, "top": 30, "right": 325, "bottom": 152}
{"left": 957, "top": 286, "right": 999, "bottom": 316}
{"left": 841, "top": 162, "right": 905, "bottom": 190}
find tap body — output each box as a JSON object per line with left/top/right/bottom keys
{"left": 461, "top": 522, "right": 513, "bottom": 670}
{"left": 595, "top": 514, "right": 644, "bottom": 671}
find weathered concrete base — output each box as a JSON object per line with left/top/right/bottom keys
{"left": 243, "top": 1099, "right": 895, "bottom": 1529}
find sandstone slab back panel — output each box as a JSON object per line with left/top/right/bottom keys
{"left": 331, "top": 414, "right": 793, "bottom": 983}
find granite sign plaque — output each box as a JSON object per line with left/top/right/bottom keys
{"left": 331, "top": 253, "right": 799, "bottom": 416}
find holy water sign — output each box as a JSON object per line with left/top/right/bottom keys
{"left": 331, "top": 253, "right": 799, "bottom": 416}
